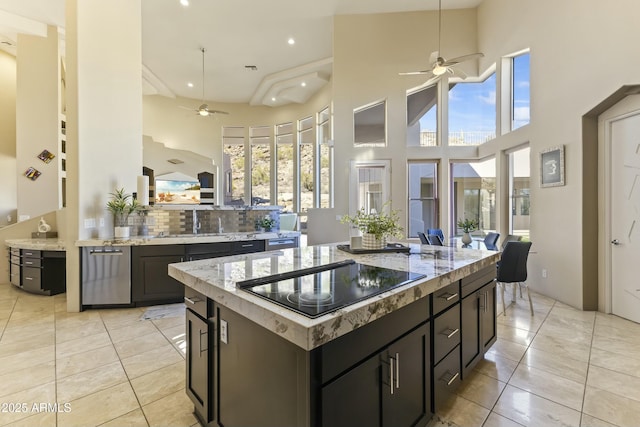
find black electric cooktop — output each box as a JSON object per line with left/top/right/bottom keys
{"left": 238, "top": 259, "right": 425, "bottom": 318}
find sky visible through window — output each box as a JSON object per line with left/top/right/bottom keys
{"left": 513, "top": 52, "right": 530, "bottom": 130}
{"left": 417, "top": 53, "right": 530, "bottom": 144}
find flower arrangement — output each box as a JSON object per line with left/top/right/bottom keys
{"left": 341, "top": 203, "right": 403, "bottom": 241}
{"left": 257, "top": 215, "right": 276, "bottom": 231}
{"left": 457, "top": 218, "right": 479, "bottom": 233}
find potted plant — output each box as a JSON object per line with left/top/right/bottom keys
{"left": 257, "top": 215, "right": 276, "bottom": 232}
{"left": 106, "top": 188, "right": 140, "bottom": 239}
{"left": 341, "top": 203, "right": 403, "bottom": 250}
{"left": 457, "top": 218, "right": 478, "bottom": 245}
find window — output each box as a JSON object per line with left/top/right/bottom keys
{"left": 349, "top": 160, "right": 390, "bottom": 216}
{"left": 508, "top": 146, "right": 530, "bottom": 239}
{"left": 299, "top": 117, "right": 314, "bottom": 214}
{"left": 448, "top": 73, "right": 496, "bottom": 146}
{"left": 250, "top": 126, "right": 271, "bottom": 205}
{"left": 276, "top": 122, "right": 294, "bottom": 212}
{"left": 222, "top": 127, "right": 245, "bottom": 205}
{"left": 451, "top": 158, "right": 496, "bottom": 236}
{"left": 407, "top": 85, "right": 438, "bottom": 146}
{"left": 512, "top": 52, "right": 530, "bottom": 130}
{"left": 408, "top": 162, "right": 438, "bottom": 238}
{"left": 318, "top": 107, "right": 332, "bottom": 208}
{"left": 354, "top": 100, "right": 386, "bottom": 147}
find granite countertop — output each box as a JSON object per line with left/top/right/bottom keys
{"left": 5, "top": 231, "right": 299, "bottom": 250}
{"left": 4, "top": 239, "right": 67, "bottom": 251}
{"left": 168, "top": 243, "right": 501, "bottom": 351}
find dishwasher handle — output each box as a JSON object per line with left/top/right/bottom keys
{"left": 89, "top": 249, "right": 124, "bottom": 256}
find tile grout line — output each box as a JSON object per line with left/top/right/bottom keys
{"left": 480, "top": 297, "right": 556, "bottom": 427}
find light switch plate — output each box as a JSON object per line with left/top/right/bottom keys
{"left": 220, "top": 319, "right": 228, "bottom": 344}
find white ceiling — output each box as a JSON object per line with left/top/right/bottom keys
{"left": 0, "top": 0, "right": 483, "bottom": 106}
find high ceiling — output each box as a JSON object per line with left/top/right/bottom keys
{"left": 0, "top": 0, "right": 483, "bottom": 106}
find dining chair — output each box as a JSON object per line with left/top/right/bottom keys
{"left": 427, "top": 228, "right": 445, "bottom": 243}
{"left": 501, "top": 234, "right": 522, "bottom": 250}
{"left": 417, "top": 232, "right": 429, "bottom": 244}
{"left": 427, "top": 234, "right": 444, "bottom": 246}
{"left": 483, "top": 232, "right": 500, "bottom": 251}
{"left": 496, "top": 241, "right": 533, "bottom": 316}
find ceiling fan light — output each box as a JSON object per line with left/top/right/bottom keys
{"left": 433, "top": 65, "right": 447, "bottom": 76}
{"left": 199, "top": 109, "right": 209, "bottom": 116}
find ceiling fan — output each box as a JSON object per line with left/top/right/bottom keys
{"left": 399, "top": 0, "right": 484, "bottom": 80}
{"left": 180, "top": 48, "right": 229, "bottom": 117}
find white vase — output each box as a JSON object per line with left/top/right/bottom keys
{"left": 114, "top": 226, "right": 130, "bottom": 239}
{"left": 362, "top": 233, "right": 386, "bottom": 250}
{"left": 461, "top": 232, "right": 472, "bottom": 245}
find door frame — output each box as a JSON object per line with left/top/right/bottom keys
{"left": 597, "top": 94, "right": 640, "bottom": 314}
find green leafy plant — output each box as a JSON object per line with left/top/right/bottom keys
{"left": 457, "top": 218, "right": 479, "bottom": 233}
{"left": 257, "top": 215, "right": 276, "bottom": 230}
{"left": 106, "top": 188, "right": 140, "bottom": 226}
{"left": 341, "top": 202, "right": 403, "bottom": 241}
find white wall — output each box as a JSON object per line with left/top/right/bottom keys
{"left": 15, "top": 25, "right": 61, "bottom": 220}
{"left": 0, "top": 50, "right": 17, "bottom": 227}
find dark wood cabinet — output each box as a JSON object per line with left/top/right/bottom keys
{"left": 8, "top": 248, "right": 66, "bottom": 296}
{"left": 461, "top": 268, "right": 497, "bottom": 379}
{"left": 322, "top": 323, "right": 431, "bottom": 427}
{"left": 131, "top": 245, "right": 186, "bottom": 304}
{"left": 186, "top": 308, "right": 209, "bottom": 422}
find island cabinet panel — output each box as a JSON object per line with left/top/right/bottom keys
{"left": 321, "top": 322, "right": 431, "bottom": 427}
{"left": 461, "top": 265, "right": 497, "bottom": 378}
{"left": 217, "top": 305, "right": 310, "bottom": 427}
{"left": 186, "top": 308, "right": 210, "bottom": 424}
{"left": 132, "top": 245, "right": 186, "bottom": 305}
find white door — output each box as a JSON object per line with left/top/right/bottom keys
{"left": 609, "top": 102, "right": 640, "bottom": 323}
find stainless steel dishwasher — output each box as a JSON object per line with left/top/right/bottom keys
{"left": 82, "top": 246, "right": 131, "bottom": 305}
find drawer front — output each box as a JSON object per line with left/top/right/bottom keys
{"left": 232, "top": 240, "right": 265, "bottom": 254}
{"left": 432, "top": 281, "right": 460, "bottom": 315}
{"left": 461, "top": 265, "right": 496, "bottom": 298}
{"left": 433, "top": 304, "right": 461, "bottom": 364}
{"left": 22, "top": 257, "right": 42, "bottom": 268}
{"left": 433, "top": 344, "right": 461, "bottom": 411}
{"left": 22, "top": 267, "right": 42, "bottom": 292}
{"left": 21, "top": 249, "right": 42, "bottom": 259}
{"left": 184, "top": 288, "right": 210, "bottom": 319}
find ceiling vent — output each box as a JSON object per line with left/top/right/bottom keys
{"left": 167, "top": 158, "right": 184, "bottom": 164}
{"left": 245, "top": 65, "right": 258, "bottom": 71}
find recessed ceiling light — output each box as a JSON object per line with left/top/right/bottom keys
{"left": 187, "top": 82, "right": 194, "bottom": 88}
{"left": 180, "top": 0, "right": 189, "bottom": 6}
{"left": 271, "top": 97, "right": 276, "bottom": 102}
{"left": 301, "top": 82, "right": 306, "bottom": 87}
{"left": 287, "top": 38, "right": 295, "bottom": 45}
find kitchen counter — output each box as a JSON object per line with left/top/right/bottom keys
{"left": 169, "top": 243, "right": 500, "bottom": 350}
{"left": 5, "top": 231, "right": 299, "bottom": 251}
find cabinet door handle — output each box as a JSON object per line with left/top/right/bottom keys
{"left": 440, "top": 371, "right": 459, "bottom": 386}
{"left": 395, "top": 352, "right": 400, "bottom": 389}
{"left": 25, "top": 277, "right": 33, "bottom": 281}
{"left": 441, "top": 328, "right": 459, "bottom": 339}
{"left": 389, "top": 356, "right": 394, "bottom": 395}
{"left": 199, "top": 330, "right": 208, "bottom": 355}
{"left": 484, "top": 291, "right": 488, "bottom": 313}
{"left": 241, "top": 244, "right": 254, "bottom": 248}
{"left": 184, "top": 296, "right": 202, "bottom": 305}
{"left": 439, "top": 292, "right": 458, "bottom": 301}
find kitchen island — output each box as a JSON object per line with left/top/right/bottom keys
{"left": 170, "top": 243, "right": 501, "bottom": 427}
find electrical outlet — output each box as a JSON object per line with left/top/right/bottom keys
{"left": 84, "top": 218, "right": 96, "bottom": 228}
{"left": 542, "top": 269, "right": 547, "bottom": 278}
{"left": 220, "top": 319, "right": 228, "bottom": 344}
{"left": 99, "top": 218, "right": 105, "bottom": 227}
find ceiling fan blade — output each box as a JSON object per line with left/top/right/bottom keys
{"left": 442, "top": 52, "right": 484, "bottom": 66}
{"left": 208, "top": 110, "right": 229, "bottom": 115}
{"left": 178, "top": 105, "right": 195, "bottom": 111}
{"left": 450, "top": 67, "right": 468, "bottom": 79}
{"left": 399, "top": 70, "right": 433, "bottom": 76}
{"left": 428, "top": 51, "right": 439, "bottom": 64}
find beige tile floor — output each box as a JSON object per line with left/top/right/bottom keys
{"left": 1, "top": 280, "right": 639, "bottom": 427}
